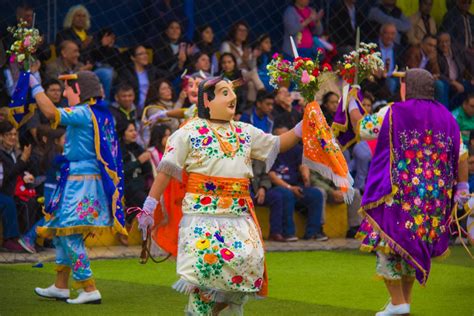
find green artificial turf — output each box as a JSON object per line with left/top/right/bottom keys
{"left": 0, "top": 247, "right": 472, "bottom": 315}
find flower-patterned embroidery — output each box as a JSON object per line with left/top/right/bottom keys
{"left": 188, "top": 121, "right": 250, "bottom": 159}
{"left": 189, "top": 194, "right": 249, "bottom": 215}
{"left": 391, "top": 129, "right": 454, "bottom": 243}
{"left": 360, "top": 113, "right": 383, "bottom": 137}
{"left": 76, "top": 196, "right": 101, "bottom": 224}
{"left": 72, "top": 252, "right": 89, "bottom": 273}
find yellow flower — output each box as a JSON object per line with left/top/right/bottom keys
{"left": 305, "top": 60, "right": 314, "bottom": 67}
{"left": 412, "top": 177, "right": 420, "bottom": 185}
{"left": 309, "top": 75, "right": 315, "bottom": 82}
{"left": 415, "top": 168, "right": 422, "bottom": 175}
{"left": 415, "top": 215, "right": 424, "bottom": 225}
{"left": 365, "top": 122, "right": 373, "bottom": 129}
{"left": 402, "top": 203, "right": 411, "bottom": 211}
{"left": 196, "top": 238, "right": 210, "bottom": 250}
{"left": 434, "top": 169, "right": 441, "bottom": 176}
{"left": 232, "top": 183, "right": 241, "bottom": 192}
{"left": 344, "top": 63, "right": 352, "bottom": 69}
{"left": 432, "top": 217, "right": 439, "bottom": 228}
{"left": 427, "top": 185, "right": 433, "bottom": 191}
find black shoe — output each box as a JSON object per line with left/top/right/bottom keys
{"left": 314, "top": 232, "right": 329, "bottom": 241}
{"left": 304, "top": 232, "right": 329, "bottom": 241}
{"left": 346, "top": 226, "right": 359, "bottom": 239}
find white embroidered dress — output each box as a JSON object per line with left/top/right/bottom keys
{"left": 158, "top": 117, "right": 279, "bottom": 299}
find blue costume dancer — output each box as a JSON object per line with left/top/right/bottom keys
{"left": 30, "top": 71, "right": 126, "bottom": 304}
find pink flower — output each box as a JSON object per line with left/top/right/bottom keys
{"left": 220, "top": 248, "right": 234, "bottom": 261}
{"left": 301, "top": 70, "right": 310, "bottom": 84}
{"left": 272, "top": 53, "right": 279, "bottom": 59}
{"left": 9, "top": 54, "right": 15, "bottom": 63}
{"left": 424, "top": 170, "right": 433, "bottom": 179}
{"left": 254, "top": 278, "right": 263, "bottom": 288}
{"left": 198, "top": 126, "right": 209, "bottom": 135}
{"left": 414, "top": 197, "right": 422, "bottom": 206}
{"left": 23, "top": 35, "right": 31, "bottom": 47}
{"left": 235, "top": 127, "right": 242, "bottom": 133}
{"left": 404, "top": 150, "right": 415, "bottom": 159}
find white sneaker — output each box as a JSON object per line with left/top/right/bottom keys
{"left": 67, "top": 290, "right": 101, "bottom": 304}
{"left": 375, "top": 302, "right": 410, "bottom": 315}
{"left": 34, "top": 284, "right": 70, "bottom": 300}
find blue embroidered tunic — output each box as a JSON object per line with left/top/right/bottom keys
{"left": 38, "top": 105, "right": 113, "bottom": 236}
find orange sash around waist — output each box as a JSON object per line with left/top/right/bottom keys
{"left": 186, "top": 173, "right": 251, "bottom": 198}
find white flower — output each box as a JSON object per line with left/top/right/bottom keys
{"left": 17, "top": 54, "right": 25, "bottom": 62}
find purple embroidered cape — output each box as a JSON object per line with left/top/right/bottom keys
{"left": 332, "top": 86, "right": 365, "bottom": 150}
{"left": 358, "top": 99, "right": 461, "bottom": 285}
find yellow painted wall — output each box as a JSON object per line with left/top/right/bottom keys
{"left": 397, "top": 0, "right": 474, "bottom": 24}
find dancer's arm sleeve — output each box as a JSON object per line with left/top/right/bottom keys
{"left": 358, "top": 106, "right": 390, "bottom": 141}
{"left": 57, "top": 105, "right": 90, "bottom": 126}
{"left": 248, "top": 124, "right": 280, "bottom": 172}
{"left": 157, "top": 128, "right": 189, "bottom": 181}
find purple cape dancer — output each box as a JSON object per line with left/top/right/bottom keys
{"left": 357, "top": 69, "right": 464, "bottom": 285}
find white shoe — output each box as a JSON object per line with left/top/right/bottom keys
{"left": 67, "top": 290, "right": 101, "bottom": 304}
{"left": 375, "top": 302, "right": 410, "bottom": 315}
{"left": 34, "top": 284, "right": 70, "bottom": 300}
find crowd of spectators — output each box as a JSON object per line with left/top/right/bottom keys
{"left": 0, "top": 0, "right": 473, "bottom": 252}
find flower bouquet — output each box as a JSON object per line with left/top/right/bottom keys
{"left": 268, "top": 51, "right": 354, "bottom": 202}
{"left": 267, "top": 53, "right": 332, "bottom": 103}
{"left": 337, "top": 42, "right": 384, "bottom": 85}
{"left": 6, "top": 20, "right": 42, "bottom": 71}
{"left": 6, "top": 20, "right": 42, "bottom": 129}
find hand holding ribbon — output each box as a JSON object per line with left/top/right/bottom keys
{"left": 127, "top": 196, "right": 158, "bottom": 240}
{"left": 454, "top": 182, "right": 470, "bottom": 207}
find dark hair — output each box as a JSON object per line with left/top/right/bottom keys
{"left": 0, "top": 120, "right": 14, "bottom": 135}
{"left": 197, "top": 76, "right": 229, "bottom": 119}
{"left": 272, "top": 124, "right": 289, "bottom": 133}
{"left": 194, "top": 24, "right": 213, "bottom": 43}
{"left": 219, "top": 52, "right": 237, "bottom": 73}
{"left": 41, "top": 126, "right": 66, "bottom": 173}
{"left": 43, "top": 79, "right": 61, "bottom": 91}
{"left": 226, "top": 21, "right": 249, "bottom": 44}
{"left": 129, "top": 45, "right": 146, "bottom": 59}
{"left": 115, "top": 83, "right": 135, "bottom": 94}
{"left": 164, "top": 19, "right": 182, "bottom": 42}
{"left": 256, "top": 33, "right": 271, "bottom": 48}
{"left": 256, "top": 89, "right": 275, "bottom": 103}
{"left": 322, "top": 91, "right": 338, "bottom": 106}
{"left": 363, "top": 91, "right": 375, "bottom": 104}
{"left": 422, "top": 34, "right": 437, "bottom": 43}
{"left": 148, "top": 124, "right": 171, "bottom": 152}
{"left": 97, "top": 27, "right": 115, "bottom": 41}
{"left": 118, "top": 120, "right": 136, "bottom": 141}
{"left": 145, "top": 78, "right": 175, "bottom": 106}
{"left": 191, "top": 52, "right": 210, "bottom": 71}
{"left": 59, "top": 40, "right": 78, "bottom": 54}
{"left": 464, "top": 93, "right": 474, "bottom": 105}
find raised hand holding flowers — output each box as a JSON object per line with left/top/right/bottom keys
{"left": 6, "top": 20, "right": 42, "bottom": 71}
